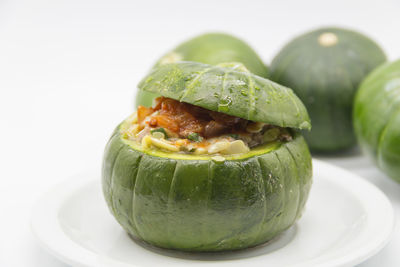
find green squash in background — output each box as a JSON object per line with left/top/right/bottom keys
{"left": 135, "top": 33, "right": 268, "bottom": 107}
{"left": 270, "top": 27, "right": 386, "bottom": 152}
{"left": 103, "top": 62, "right": 312, "bottom": 251}
{"left": 354, "top": 59, "right": 400, "bottom": 183}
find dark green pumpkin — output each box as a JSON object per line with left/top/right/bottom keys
{"left": 270, "top": 27, "right": 386, "bottom": 152}
{"left": 354, "top": 59, "right": 400, "bottom": 183}
{"left": 103, "top": 62, "right": 312, "bottom": 251}
{"left": 136, "top": 33, "right": 268, "bottom": 107}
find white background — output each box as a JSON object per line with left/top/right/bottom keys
{"left": 1, "top": 0, "right": 400, "bottom": 266}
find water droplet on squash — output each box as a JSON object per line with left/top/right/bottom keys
{"left": 299, "top": 121, "right": 311, "bottom": 129}
{"left": 219, "top": 96, "right": 232, "bottom": 112}
{"left": 220, "top": 96, "right": 232, "bottom": 105}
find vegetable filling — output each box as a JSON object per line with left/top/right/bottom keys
{"left": 122, "top": 97, "right": 292, "bottom": 155}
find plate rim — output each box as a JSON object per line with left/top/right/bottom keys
{"left": 31, "top": 159, "right": 395, "bottom": 267}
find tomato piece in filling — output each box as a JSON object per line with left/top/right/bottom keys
{"left": 140, "top": 97, "right": 251, "bottom": 139}
{"left": 137, "top": 106, "right": 154, "bottom": 124}
{"left": 150, "top": 97, "right": 206, "bottom": 137}
{"left": 153, "top": 115, "right": 179, "bottom": 133}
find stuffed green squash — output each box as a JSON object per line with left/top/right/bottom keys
{"left": 136, "top": 33, "right": 268, "bottom": 107}
{"left": 103, "top": 62, "right": 313, "bottom": 251}
{"left": 354, "top": 59, "right": 400, "bottom": 183}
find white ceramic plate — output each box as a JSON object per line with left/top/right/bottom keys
{"left": 31, "top": 159, "right": 394, "bottom": 267}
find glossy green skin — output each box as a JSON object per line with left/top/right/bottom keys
{"left": 138, "top": 62, "right": 311, "bottom": 130}
{"left": 270, "top": 27, "right": 386, "bottom": 152}
{"left": 136, "top": 33, "right": 268, "bottom": 107}
{"left": 354, "top": 60, "right": 400, "bottom": 182}
{"left": 102, "top": 127, "right": 312, "bottom": 251}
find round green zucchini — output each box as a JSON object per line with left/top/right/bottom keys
{"left": 270, "top": 27, "right": 386, "bottom": 152}
{"left": 354, "top": 59, "right": 400, "bottom": 183}
{"left": 103, "top": 62, "right": 312, "bottom": 251}
{"left": 136, "top": 33, "right": 268, "bottom": 107}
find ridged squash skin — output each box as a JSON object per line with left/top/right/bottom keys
{"left": 102, "top": 127, "right": 312, "bottom": 251}
{"left": 354, "top": 59, "right": 400, "bottom": 183}
{"left": 136, "top": 33, "right": 268, "bottom": 107}
{"left": 270, "top": 27, "right": 386, "bottom": 152}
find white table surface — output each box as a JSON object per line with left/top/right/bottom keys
{"left": 1, "top": 0, "right": 399, "bottom": 266}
